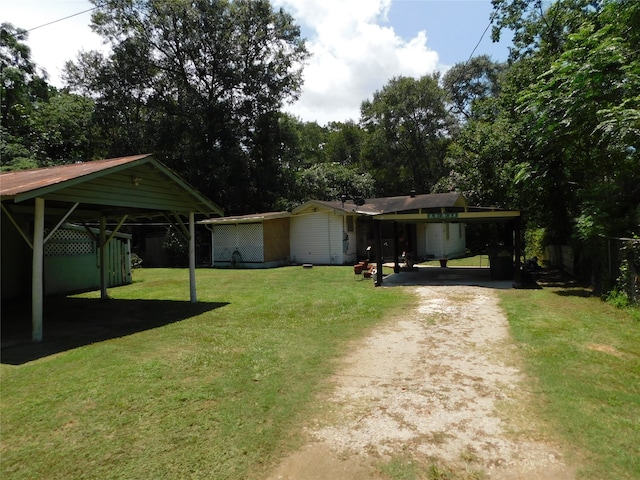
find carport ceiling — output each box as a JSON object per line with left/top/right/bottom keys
{"left": 0, "top": 154, "right": 223, "bottom": 221}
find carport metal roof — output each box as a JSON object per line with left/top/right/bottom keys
{"left": 1, "top": 154, "right": 223, "bottom": 342}
{"left": 0, "top": 154, "right": 222, "bottom": 220}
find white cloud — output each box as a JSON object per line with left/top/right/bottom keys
{"left": 3, "top": 1, "right": 107, "bottom": 85}
{"left": 274, "top": 0, "right": 440, "bottom": 125}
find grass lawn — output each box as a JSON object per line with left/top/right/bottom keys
{"left": 2, "top": 267, "right": 638, "bottom": 479}
{"left": 498, "top": 279, "right": 640, "bottom": 480}
{"left": 1, "top": 267, "right": 410, "bottom": 480}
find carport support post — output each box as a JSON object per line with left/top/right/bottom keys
{"left": 393, "top": 221, "right": 400, "bottom": 273}
{"left": 374, "top": 219, "right": 384, "bottom": 286}
{"left": 513, "top": 217, "right": 522, "bottom": 287}
{"left": 32, "top": 197, "right": 45, "bottom": 342}
{"left": 189, "top": 212, "right": 197, "bottom": 303}
{"left": 100, "top": 217, "right": 108, "bottom": 300}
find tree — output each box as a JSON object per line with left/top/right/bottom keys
{"left": 442, "top": 55, "right": 506, "bottom": 121}
{"left": 490, "top": 0, "right": 603, "bottom": 60}
{"left": 324, "top": 120, "right": 364, "bottom": 166}
{"left": 1, "top": 23, "right": 48, "bottom": 170}
{"left": 360, "top": 75, "right": 455, "bottom": 196}
{"left": 294, "top": 162, "right": 375, "bottom": 203}
{"left": 65, "top": 0, "right": 309, "bottom": 214}
{"left": 515, "top": 0, "right": 640, "bottom": 240}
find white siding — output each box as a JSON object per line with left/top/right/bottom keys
{"left": 290, "top": 210, "right": 355, "bottom": 264}
{"left": 417, "top": 225, "right": 427, "bottom": 258}
{"left": 446, "top": 223, "right": 466, "bottom": 258}
{"left": 423, "top": 223, "right": 466, "bottom": 258}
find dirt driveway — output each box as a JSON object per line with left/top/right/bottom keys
{"left": 266, "top": 283, "right": 576, "bottom": 479}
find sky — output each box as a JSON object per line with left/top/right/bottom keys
{"left": 3, "top": 0, "right": 513, "bottom": 126}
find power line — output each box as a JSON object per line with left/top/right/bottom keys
{"left": 26, "top": 3, "right": 104, "bottom": 33}
{"left": 464, "top": 10, "right": 498, "bottom": 65}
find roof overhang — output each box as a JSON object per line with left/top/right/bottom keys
{"left": 0, "top": 154, "right": 223, "bottom": 222}
{"left": 375, "top": 209, "right": 521, "bottom": 223}
{"left": 199, "top": 211, "right": 290, "bottom": 225}
{"left": 291, "top": 194, "right": 519, "bottom": 224}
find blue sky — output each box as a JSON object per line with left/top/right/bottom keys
{"left": 4, "top": 0, "right": 512, "bottom": 125}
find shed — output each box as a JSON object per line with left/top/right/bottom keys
{"left": 1, "top": 154, "right": 223, "bottom": 341}
{"left": 43, "top": 223, "right": 132, "bottom": 295}
{"left": 199, "top": 212, "right": 290, "bottom": 268}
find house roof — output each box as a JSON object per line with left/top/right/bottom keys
{"left": 199, "top": 211, "right": 290, "bottom": 225}
{"left": 292, "top": 192, "right": 468, "bottom": 216}
{"left": 292, "top": 192, "right": 519, "bottom": 223}
{"left": 0, "top": 154, "right": 223, "bottom": 220}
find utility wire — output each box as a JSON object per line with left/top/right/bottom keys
{"left": 464, "top": 10, "right": 498, "bottom": 65}
{"left": 26, "top": 2, "right": 105, "bottom": 32}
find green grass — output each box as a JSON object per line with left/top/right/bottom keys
{"left": 3, "top": 267, "right": 639, "bottom": 479}
{"left": 497, "top": 286, "right": 640, "bottom": 480}
{"left": 1, "top": 267, "right": 410, "bottom": 480}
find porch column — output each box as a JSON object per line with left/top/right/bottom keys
{"left": 374, "top": 219, "right": 384, "bottom": 286}
{"left": 513, "top": 217, "right": 522, "bottom": 287}
{"left": 32, "top": 197, "right": 45, "bottom": 342}
{"left": 393, "top": 221, "right": 400, "bottom": 273}
{"left": 189, "top": 212, "right": 197, "bottom": 303}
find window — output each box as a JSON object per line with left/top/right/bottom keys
{"left": 346, "top": 215, "right": 354, "bottom": 232}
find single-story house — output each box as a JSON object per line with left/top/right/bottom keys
{"left": 200, "top": 212, "right": 290, "bottom": 268}
{"left": 289, "top": 193, "right": 470, "bottom": 265}
{"left": 203, "top": 193, "right": 473, "bottom": 267}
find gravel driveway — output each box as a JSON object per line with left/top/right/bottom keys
{"left": 267, "top": 281, "right": 575, "bottom": 479}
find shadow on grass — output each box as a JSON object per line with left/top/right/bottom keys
{"left": 525, "top": 269, "right": 596, "bottom": 298}
{"left": 1, "top": 297, "right": 228, "bottom": 365}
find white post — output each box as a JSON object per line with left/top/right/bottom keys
{"left": 100, "top": 216, "right": 108, "bottom": 300}
{"left": 189, "top": 212, "right": 197, "bottom": 303}
{"left": 210, "top": 227, "right": 215, "bottom": 267}
{"left": 32, "top": 197, "right": 45, "bottom": 342}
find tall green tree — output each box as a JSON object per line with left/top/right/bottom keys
{"left": 515, "top": 0, "right": 640, "bottom": 240}
{"left": 0, "top": 23, "right": 48, "bottom": 170}
{"left": 360, "top": 74, "right": 455, "bottom": 196}
{"left": 65, "top": 0, "right": 309, "bottom": 214}
{"left": 442, "top": 55, "right": 506, "bottom": 121}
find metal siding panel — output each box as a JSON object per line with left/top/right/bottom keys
{"left": 328, "top": 214, "right": 345, "bottom": 264}
{"left": 290, "top": 212, "right": 332, "bottom": 264}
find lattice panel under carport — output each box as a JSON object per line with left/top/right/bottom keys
{"left": 44, "top": 228, "right": 95, "bottom": 256}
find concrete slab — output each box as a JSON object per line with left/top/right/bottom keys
{"left": 379, "top": 265, "right": 514, "bottom": 289}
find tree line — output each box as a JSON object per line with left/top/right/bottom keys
{"left": 2, "top": 0, "right": 638, "bottom": 291}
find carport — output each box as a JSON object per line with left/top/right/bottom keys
{"left": 1, "top": 154, "right": 223, "bottom": 342}
{"left": 340, "top": 193, "right": 521, "bottom": 287}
